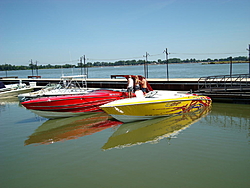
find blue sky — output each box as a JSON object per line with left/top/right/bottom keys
{"left": 1, "top": 0, "right": 249, "bottom": 66}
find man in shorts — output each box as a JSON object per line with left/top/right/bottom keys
{"left": 141, "top": 76, "right": 147, "bottom": 96}
{"left": 127, "top": 75, "right": 134, "bottom": 98}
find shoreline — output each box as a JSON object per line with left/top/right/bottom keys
{"left": 0, "top": 61, "right": 248, "bottom": 72}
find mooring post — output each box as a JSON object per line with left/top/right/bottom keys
{"left": 30, "top": 59, "right": 34, "bottom": 76}
{"left": 35, "top": 61, "right": 39, "bottom": 76}
{"left": 229, "top": 56, "right": 232, "bottom": 77}
{"left": 83, "top": 55, "right": 86, "bottom": 76}
{"left": 80, "top": 56, "right": 83, "bottom": 75}
{"left": 165, "top": 48, "right": 169, "bottom": 81}
{"left": 143, "top": 52, "right": 149, "bottom": 78}
{"left": 229, "top": 57, "right": 233, "bottom": 87}
{"left": 248, "top": 44, "right": 250, "bottom": 78}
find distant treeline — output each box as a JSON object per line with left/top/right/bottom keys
{"left": 0, "top": 56, "right": 248, "bottom": 71}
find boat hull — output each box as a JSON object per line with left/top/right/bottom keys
{"left": 101, "top": 94, "right": 212, "bottom": 123}
{"left": 22, "top": 96, "right": 120, "bottom": 112}
{"left": 0, "top": 87, "right": 34, "bottom": 98}
{"left": 21, "top": 90, "right": 130, "bottom": 119}
{"left": 29, "top": 110, "right": 97, "bottom": 119}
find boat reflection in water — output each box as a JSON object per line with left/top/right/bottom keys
{"left": 25, "top": 112, "right": 122, "bottom": 146}
{"left": 0, "top": 96, "right": 20, "bottom": 104}
{"left": 102, "top": 106, "right": 211, "bottom": 150}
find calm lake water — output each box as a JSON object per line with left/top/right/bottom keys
{"left": 0, "top": 62, "right": 248, "bottom": 78}
{"left": 0, "top": 63, "right": 250, "bottom": 188}
{"left": 0, "top": 99, "right": 249, "bottom": 188}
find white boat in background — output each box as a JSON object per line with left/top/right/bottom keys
{"left": 18, "top": 75, "right": 89, "bottom": 102}
{"left": 100, "top": 90, "right": 212, "bottom": 123}
{"left": 0, "top": 80, "right": 34, "bottom": 98}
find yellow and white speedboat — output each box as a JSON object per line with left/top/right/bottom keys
{"left": 100, "top": 90, "right": 212, "bottom": 123}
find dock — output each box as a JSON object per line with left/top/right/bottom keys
{"left": 0, "top": 77, "right": 203, "bottom": 91}
{"left": 1, "top": 74, "right": 249, "bottom": 104}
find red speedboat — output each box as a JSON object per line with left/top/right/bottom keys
{"left": 21, "top": 89, "right": 132, "bottom": 119}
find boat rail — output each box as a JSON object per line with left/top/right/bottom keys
{"left": 197, "top": 74, "right": 250, "bottom": 92}
{"left": 59, "top": 75, "right": 88, "bottom": 90}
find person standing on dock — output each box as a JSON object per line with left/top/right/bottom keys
{"left": 127, "top": 75, "right": 134, "bottom": 98}
{"left": 141, "top": 76, "right": 147, "bottom": 96}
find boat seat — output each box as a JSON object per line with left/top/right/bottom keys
{"left": 135, "top": 90, "right": 144, "bottom": 98}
